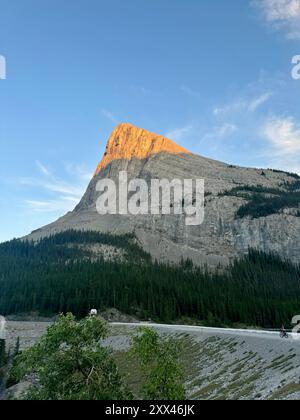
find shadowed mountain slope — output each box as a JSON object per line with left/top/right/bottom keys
{"left": 27, "top": 123, "right": 300, "bottom": 267}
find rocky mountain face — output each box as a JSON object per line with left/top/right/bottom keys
{"left": 28, "top": 123, "right": 300, "bottom": 267}
{"left": 94, "top": 122, "right": 191, "bottom": 174}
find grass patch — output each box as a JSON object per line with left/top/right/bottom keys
{"left": 113, "top": 350, "right": 145, "bottom": 398}
{"left": 267, "top": 355, "right": 296, "bottom": 370}
{"left": 192, "top": 383, "right": 220, "bottom": 399}
{"left": 268, "top": 383, "right": 300, "bottom": 400}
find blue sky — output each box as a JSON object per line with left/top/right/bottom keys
{"left": 0, "top": 0, "right": 300, "bottom": 242}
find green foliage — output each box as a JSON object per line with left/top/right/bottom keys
{"left": 237, "top": 192, "right": 300, "bottom": 219}
{"left": 131, "top": 328, "right": 186, "bottom": 400}
{"left": 9, "top": 314, "right": 131, "bottom": 400}
{"left": 14, "top": 338, "right": 20, "bottom": 358}
{"left": 180, "top": 258, "right": 194, "bottom": 270}
{"left": 0, "top": 231, "right": 300, "bottom": 328}
{"left": 0, "top": 340, "right": 6, "bottom": 368}
{"left": 220, "top": 182, "right": 300, "bottom": 219}
{"left": 220, "top": 185, "right": 285, "bottom": 197}
{"left": 9, "top": 317, "right": 186, "bottom": 401}
{"left": 0, "top": 339, "right": 8, "bottom": 389}
{"left": 0, "top": 230, "right": 150, "bottom": 262}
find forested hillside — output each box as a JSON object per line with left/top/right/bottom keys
{"left": 0, "top": 339, "right": 6, "bottom": 390}
{"left": 220, "top": 177, "right": 300, "bottom": 219}
{"left": 0, "top": 231, "right": 300, "bottom": 328}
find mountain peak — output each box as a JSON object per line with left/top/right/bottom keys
{"left": 95, "top": 123, "right": 191, "bottom": 174}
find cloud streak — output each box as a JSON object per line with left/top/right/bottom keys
{"left": 201, "top": 123, "right": 238, "bottom": 144}
{"left": 260, "top": 115, "right": 300, "bottom": 174}
{"left": 213, "top": 92, "right": 272, "bottom": 116}
{"left": 165, "top": 125, "right": 194, "bottom": 142}
{"left": 36, "top": 160, "right": 51, "bottom": 176}
{"left": 19, "top": 161, "right": 92, "bottom": 214}
{"left": 180, "top": 85, "right": 201, "bottom": 98}
{"left": 261, "top": 115, "right": 300, "bottom": 154}
{"left": 25, "top": 197, "right": 79, "bottom": 214}
{"left": 101, "top": 109, "right": 119, "bottom": 124}
{"left": 252, "top": 0, "right": 300, "bottom": 39}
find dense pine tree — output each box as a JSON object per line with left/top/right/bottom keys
{"left": 0, "top": 339, "right": 7, "bottom": 389}
{"left": 0, "top": 230, "right": 299, "bottom": 328}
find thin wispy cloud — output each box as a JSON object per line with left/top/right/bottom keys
{"left": 64, "top": 162, "right": 93, "bottom": 182}
{"left": 165, "top": 74, "right": 289, "bottom": 166}
{"left": 165, "top": 125, "right": 194, "bottom": 142}
{"left": 180, "top": 85, "right": 201, "bottom": 98}
{"left": 216, "top": 123, "right": 238, "bottom": 137}
{"left": 25, "top": 198, "right": 79, "bottom": 214}
{"left": 36, "top": 160, "right": 51, "bottom": 176}
{"left": 248, "top": 92, "right": 273, "bottom": 112}
{"left": 213, "top": 92, "right": 272, "bottom": 116}
{"left": 165, "top": 121, "right": 238, "bottom": 156}
{"left": 261, "top": 115, "right": 300, "bottom": 154}
{"left": 252, "top": 0, "right": 300, "bottom": 39}
{"left": 201, "top": 123, "right": 238, "bottom": 144}
{"left": 259, "top": 115, "right": 300, "bottom": 174}
{"left": 19, "top": 161, "right": 93, "bottom": 214}
{"left": 130, "top": 86, "right": 155, "bottom": 96}
{"left": 101, "top": 109, "right": 119, "bottom": 124}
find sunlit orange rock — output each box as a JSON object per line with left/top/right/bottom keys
{"left": 95, "top": 123, "right": 191, "bottom": 174}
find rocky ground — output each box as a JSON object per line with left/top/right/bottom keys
{"left": 6, "top": 321, "right": 51, "bottom": 351}
{"left": 4, "top": 321, "right": 300, "bottom": 400}
{"left": 108, "top": 324, "right": 300, "bottom": 400}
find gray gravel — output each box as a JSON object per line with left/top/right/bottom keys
{"left": 5, "top": 321, "right": 300, "bottom": 400}
{"left": 111, "top": 323, "right": 300, "bottom": 400}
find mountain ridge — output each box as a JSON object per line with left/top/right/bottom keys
{"left": 26, "top": 123, "right": 300, "bottom": 267}
{"left": 95, "top": 123, "right": 191, "bottom": 175}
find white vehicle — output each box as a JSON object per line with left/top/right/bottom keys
{"left": 89, "top": 309, "right": 98, "bottom": 317}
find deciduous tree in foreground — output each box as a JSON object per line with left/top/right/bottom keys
{"left": 9, "top": 314, "right": 131, "bottom": 400}
{"left": 131, "top": 327, "right": 186, "bottom": 400}
{"left": 8, "top": 314, "right": 186, "bottom": 400}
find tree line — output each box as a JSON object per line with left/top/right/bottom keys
{"left": 220, "top": 180, "right": 300, "bottom": 219}
{"left": 0, "top": 230, "right": 300, "bottom": 328}
{"left": 7, "top": 315, "right": 185, "bottom": 400}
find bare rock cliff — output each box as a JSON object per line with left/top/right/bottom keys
{"left": 27, "top": 123, "right": 300, "bottom": 267}
{"left": 95, "top": 123, "right": 190, "bottom": 174}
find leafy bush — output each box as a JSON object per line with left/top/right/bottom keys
{"left": 9, "top": 314, "right": 131, "bottom": 400}
{"left": 8, "top": 315, "right": 186, "bottom": 401}
{"left": 131, "top": 327, "right": 186, "bottom": 400}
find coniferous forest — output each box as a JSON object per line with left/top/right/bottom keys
{"left": 0, "top": 230, "right": 300, "bottom": 328}
{"left": 0, "top": 339, "right": 6, "bottom": 389}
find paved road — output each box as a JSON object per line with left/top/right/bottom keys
{"left": 111, "top": 322, "right": 300, "bottom": 342}
{"left": 6, "top": 320, "right": 300, "bottom": 351}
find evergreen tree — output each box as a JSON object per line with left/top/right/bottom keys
{"left": 0, "top": 230, "right": 299, "bottom": 328}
